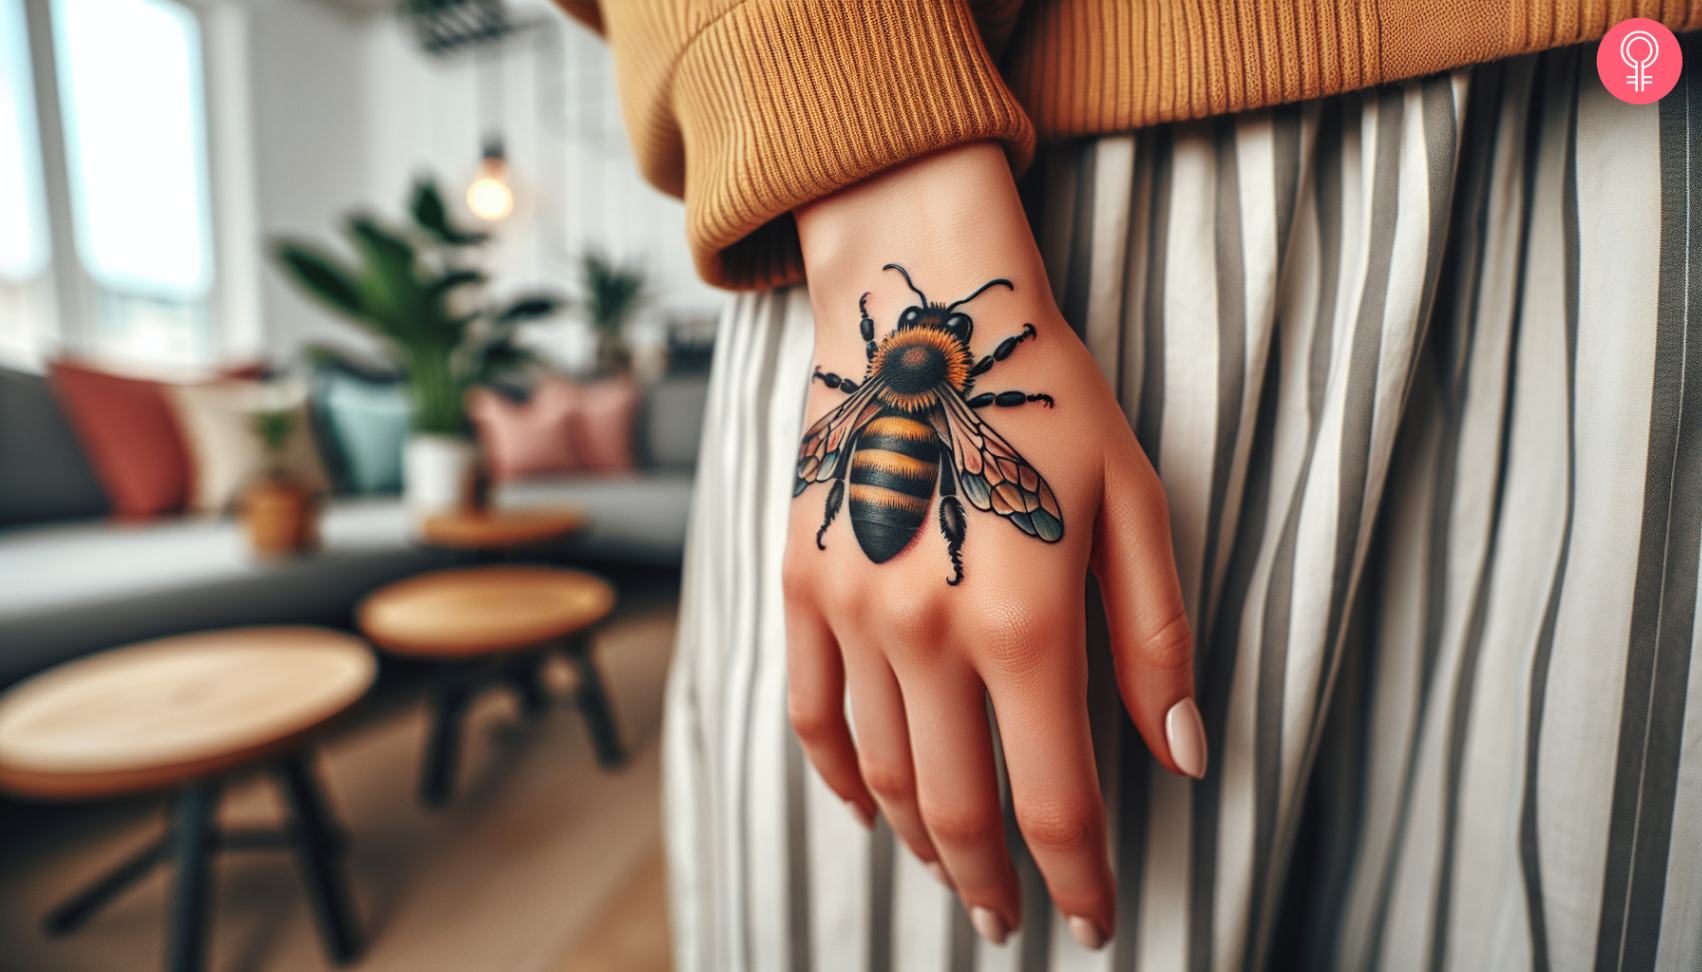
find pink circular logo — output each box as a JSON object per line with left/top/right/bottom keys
{"left": 1598, "top": 19, "right": 1682, "bottom": 104}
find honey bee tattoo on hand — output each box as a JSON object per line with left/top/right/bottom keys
{"left": 793, "top": 264, "right": 1064, "bottom": 586}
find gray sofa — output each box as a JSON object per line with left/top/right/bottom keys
{"left": 0, "top": 367, "right": 705, "bottom": 688}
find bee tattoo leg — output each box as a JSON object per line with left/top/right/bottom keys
{"left": 859, "top": 292, "right": 877, "bottom": 362}
{"left": 967, "top": 390, "right": 1055, "bottom": 409}
{"left": 938, "top": 465, "right": 966, "bottom": 586}
{"left": 812, "top": 368, "right": 859, "bottom": 395}
{"left": 815, "top": 479, "right": 845, "bottom": 550}
{"left": 968, "top": 322, "right": 1038, "bottom": 377}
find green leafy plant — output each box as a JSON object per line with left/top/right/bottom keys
{"left": 271, "top": 178, "right": 560, "bottom": 435}
{"left": 252, "top": 409, "right": 294, "bottom": 473}
{"left": 575, "top": 249, "right": 649, "bottom": 374}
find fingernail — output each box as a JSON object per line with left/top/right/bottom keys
{"left": 1067, "top": 915, "right": 1107, "bottom": 951}
{"left": 925, "top": 861, "right": 950, "bottom": 887}
{"left": 970, "top": 906, "right": 1009, "bottom": 945}
{"left": 846, "top": 800, "right": 874, "bottom": 829}
{"left": 1165, "top": 697, "right": 1208, "bottom": 779}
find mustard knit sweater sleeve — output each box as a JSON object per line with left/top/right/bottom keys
{"left": 559, "top": 1, "right": 1700, "bottom": 292}
{"left": 556, "top": 0, "right": 1034, "bottom": 292}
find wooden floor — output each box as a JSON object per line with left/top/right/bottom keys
{"left": 0, "top": 575, "right": 678, "bottom": 972}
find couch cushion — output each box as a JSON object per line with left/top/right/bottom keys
{"left": 0, "top": 368, "right": 108, "bottom": 526}
{"left": 0, "top": 474, "right": 694, "bottom": 686}
{"left": 0, "top": 498, "right": 437, "bottom": 685}
{"left": 496, "top": 472, "right": 693, "bottom": 566}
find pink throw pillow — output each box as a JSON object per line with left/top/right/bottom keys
{"left": 572, "top": 378, "right": 639, "bottom": 473}
{"left": 468, "top": 378, "right": 581, "bottom": 482}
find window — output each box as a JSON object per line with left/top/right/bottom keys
{"left": 0, "top": 0, "right": 54, "bottom": 362}
{"left": 55, "top": 0, "right": 215, "bottom": 365}
{"left": 0, "top": 0, "right": 217, "bottom": 367}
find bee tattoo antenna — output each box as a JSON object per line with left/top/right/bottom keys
{"left": 882, "top": 263, "right": 930, "bottom": 305}
{"left": 945, "top": 277, "right": 1015, "bottom": 312}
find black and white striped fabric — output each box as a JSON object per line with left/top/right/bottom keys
{"left": 663, "top": 40, "right": 1702, "bottom": 971}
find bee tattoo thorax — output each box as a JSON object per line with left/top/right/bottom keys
{"left": 794, "top": 264, "right": 1063, "bottom": 585}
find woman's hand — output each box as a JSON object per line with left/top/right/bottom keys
{"left": 782, "top": 142, "right": 1206, "bottom": 950}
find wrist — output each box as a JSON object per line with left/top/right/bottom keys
{"left": 796, "top": 142, "right": 1057, "bottom": 337}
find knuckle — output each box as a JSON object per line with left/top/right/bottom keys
{"left": 881, "top": 593, "right": 947, "bottom": 655}
{"left": 977, "top": 605, "right": 1052, "bottom": 677}
{"left": 781, "top": 557, "right": 816, "bottom": 605}
{"left": 821, "top": 576, "right": 869, "bottom": 618}
{"left": 786, "top": 695, "right": 836, "bottom": 744}
{"left": 859, "top": 759, "right": 914, "bottom": 803}
{"left": 1139, "top": 608, "right": 1195, "bottom": 672}
{"left": 1015, "top": 801, "right": 1100, "bottom": 852}
{"left": 921, "top": 801, "right": 1004, "bottom": 847}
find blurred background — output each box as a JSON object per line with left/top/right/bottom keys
{"left": 0, "top": 0, "right": 716, "bottom": 967}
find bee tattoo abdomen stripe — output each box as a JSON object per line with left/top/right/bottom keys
{"left": 849, "top": 414, "right": 938, "bottom": 563}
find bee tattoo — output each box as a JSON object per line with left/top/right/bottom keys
{"left": 793, "top": 264, "right": 1064, "bottom": 585}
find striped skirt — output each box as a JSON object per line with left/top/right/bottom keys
{"left": 663, "top": 41, "right": 1702, "bottom": 972}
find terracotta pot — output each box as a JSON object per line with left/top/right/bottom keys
{"left": 243, "top": 476, "right": 319, "bottom": 557}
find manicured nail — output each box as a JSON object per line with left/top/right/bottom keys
{"left": 1067, "top": 915, "right": 1107, "bottom": 950}
{"left": 1165, "top": 697, "right": 1208, "bottom": 779}
{"left": 925, "top": 861, "right": 950, "bottom": 887}
{"left": 846, "top": 800, "right": 874, "bottom": 829}
{"left": 970, "top": 906, "right": 1009, "bottom": 945}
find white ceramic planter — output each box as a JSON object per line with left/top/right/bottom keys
{"left": 404, "top": 434, "right": 477, "bottom": 519}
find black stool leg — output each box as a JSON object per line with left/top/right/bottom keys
{"left": 565, "top": 636, "right": 624, "bottom": 768}
{"left": 421, "top": 679, "right": 471, "bottom": 806}
{"left": 167, "top": 781, "right": 217, "bottom": 972}
{"left": 44, "top": 833, "right": 169, "bottom": 935}
{"left": 505, "top": 653, "right": 550, "bottom": 718}
{"left": 276, "top": 753, "right": 362, "bottom": 964}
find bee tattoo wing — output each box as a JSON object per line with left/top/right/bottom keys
{"left": 932, "top": 391, "right": 1065, "bottom": 541}
{"left": 793, "top": 376, "right": 886, "bottom": 495}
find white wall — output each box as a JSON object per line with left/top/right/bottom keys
{"left": 243, "top": 0, "right": 721, "bottom": 365}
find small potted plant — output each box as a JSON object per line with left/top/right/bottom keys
{"left": 271, "top": 177, "right": 558, "bottom": 518}
{"left": 243, "top": 409, "right": 319, "bottom": 557}
{"left": 576, "top": 249, "right": 649, "bottom": 376}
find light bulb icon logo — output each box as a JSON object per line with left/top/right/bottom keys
{"left": 1621, "top": 30, "right": 1660, "bottom": 92}
{"left": 1599, "top": 19, "right": 1681, "bottom": 104}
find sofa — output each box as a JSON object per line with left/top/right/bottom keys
{"left": 0, "top": 366, "right": 706, "bottom": 688}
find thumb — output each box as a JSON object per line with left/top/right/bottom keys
{"left": 1090, "top": 444, "right": 1206, "bottom": 779}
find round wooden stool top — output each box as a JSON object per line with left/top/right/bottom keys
{"left": 417, "top": 507, "right": 587, "bottom": 551}
{"left": 358, "top": 566, "right": 615, "bottom": 659}
{"left": 0, "top": 627, "right": 374, "bottom": 801}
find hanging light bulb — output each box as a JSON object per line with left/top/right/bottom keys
{"left": 466, "top": 137, "right": 514, "bottom": 222}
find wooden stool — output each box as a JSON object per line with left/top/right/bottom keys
{"left": 417, "top": 506, "right": 587, "bottom": 556}
{"left": 0, "top": 627, "right": 375, "bottom": 972}
{"left": 358, "top": 566, "right": 619, "bottom": 807}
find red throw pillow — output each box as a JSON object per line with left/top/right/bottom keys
{"left": 48, "top": 361, "right": 191, "bottom": 519}
{"left": 468, "top": 378, "right": 582, "bottom": 482}
{"left": 572, "top": 378, "right": 639, "bottom": 473}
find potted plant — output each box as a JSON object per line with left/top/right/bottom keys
{"left": 576, "top": 249, "right": 649, "bottom": 376}
{"left": 243, "top": 409, "right": 319, "bottom": 557}
{"left": 271, "top": 178, "right": 558, "bottom": 517}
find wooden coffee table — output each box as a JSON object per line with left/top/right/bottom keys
{"left": 359, "top": 566, "right": 620, "bottom": 806}
{"left": 417, "top": 506, "right": 587, "bottom": 554}
{"left": 0, "top": 626, "right": 374, "bottom": 972}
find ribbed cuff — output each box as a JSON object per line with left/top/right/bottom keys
{"left": 1004, "top": 0, "right": 1384, "bottom": 137}
{"left": 671, "top": 0, "right": 1036, "bottom": 291}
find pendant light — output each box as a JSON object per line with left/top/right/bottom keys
{"left": 466, "top": 45, "right": 513, "bottom": 223}
{"left": 466, "top": 136, "right": 514, "bottom": 222}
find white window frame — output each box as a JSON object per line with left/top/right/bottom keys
{"left": 14, "top": 0, "right": 257, "bottom": 367}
